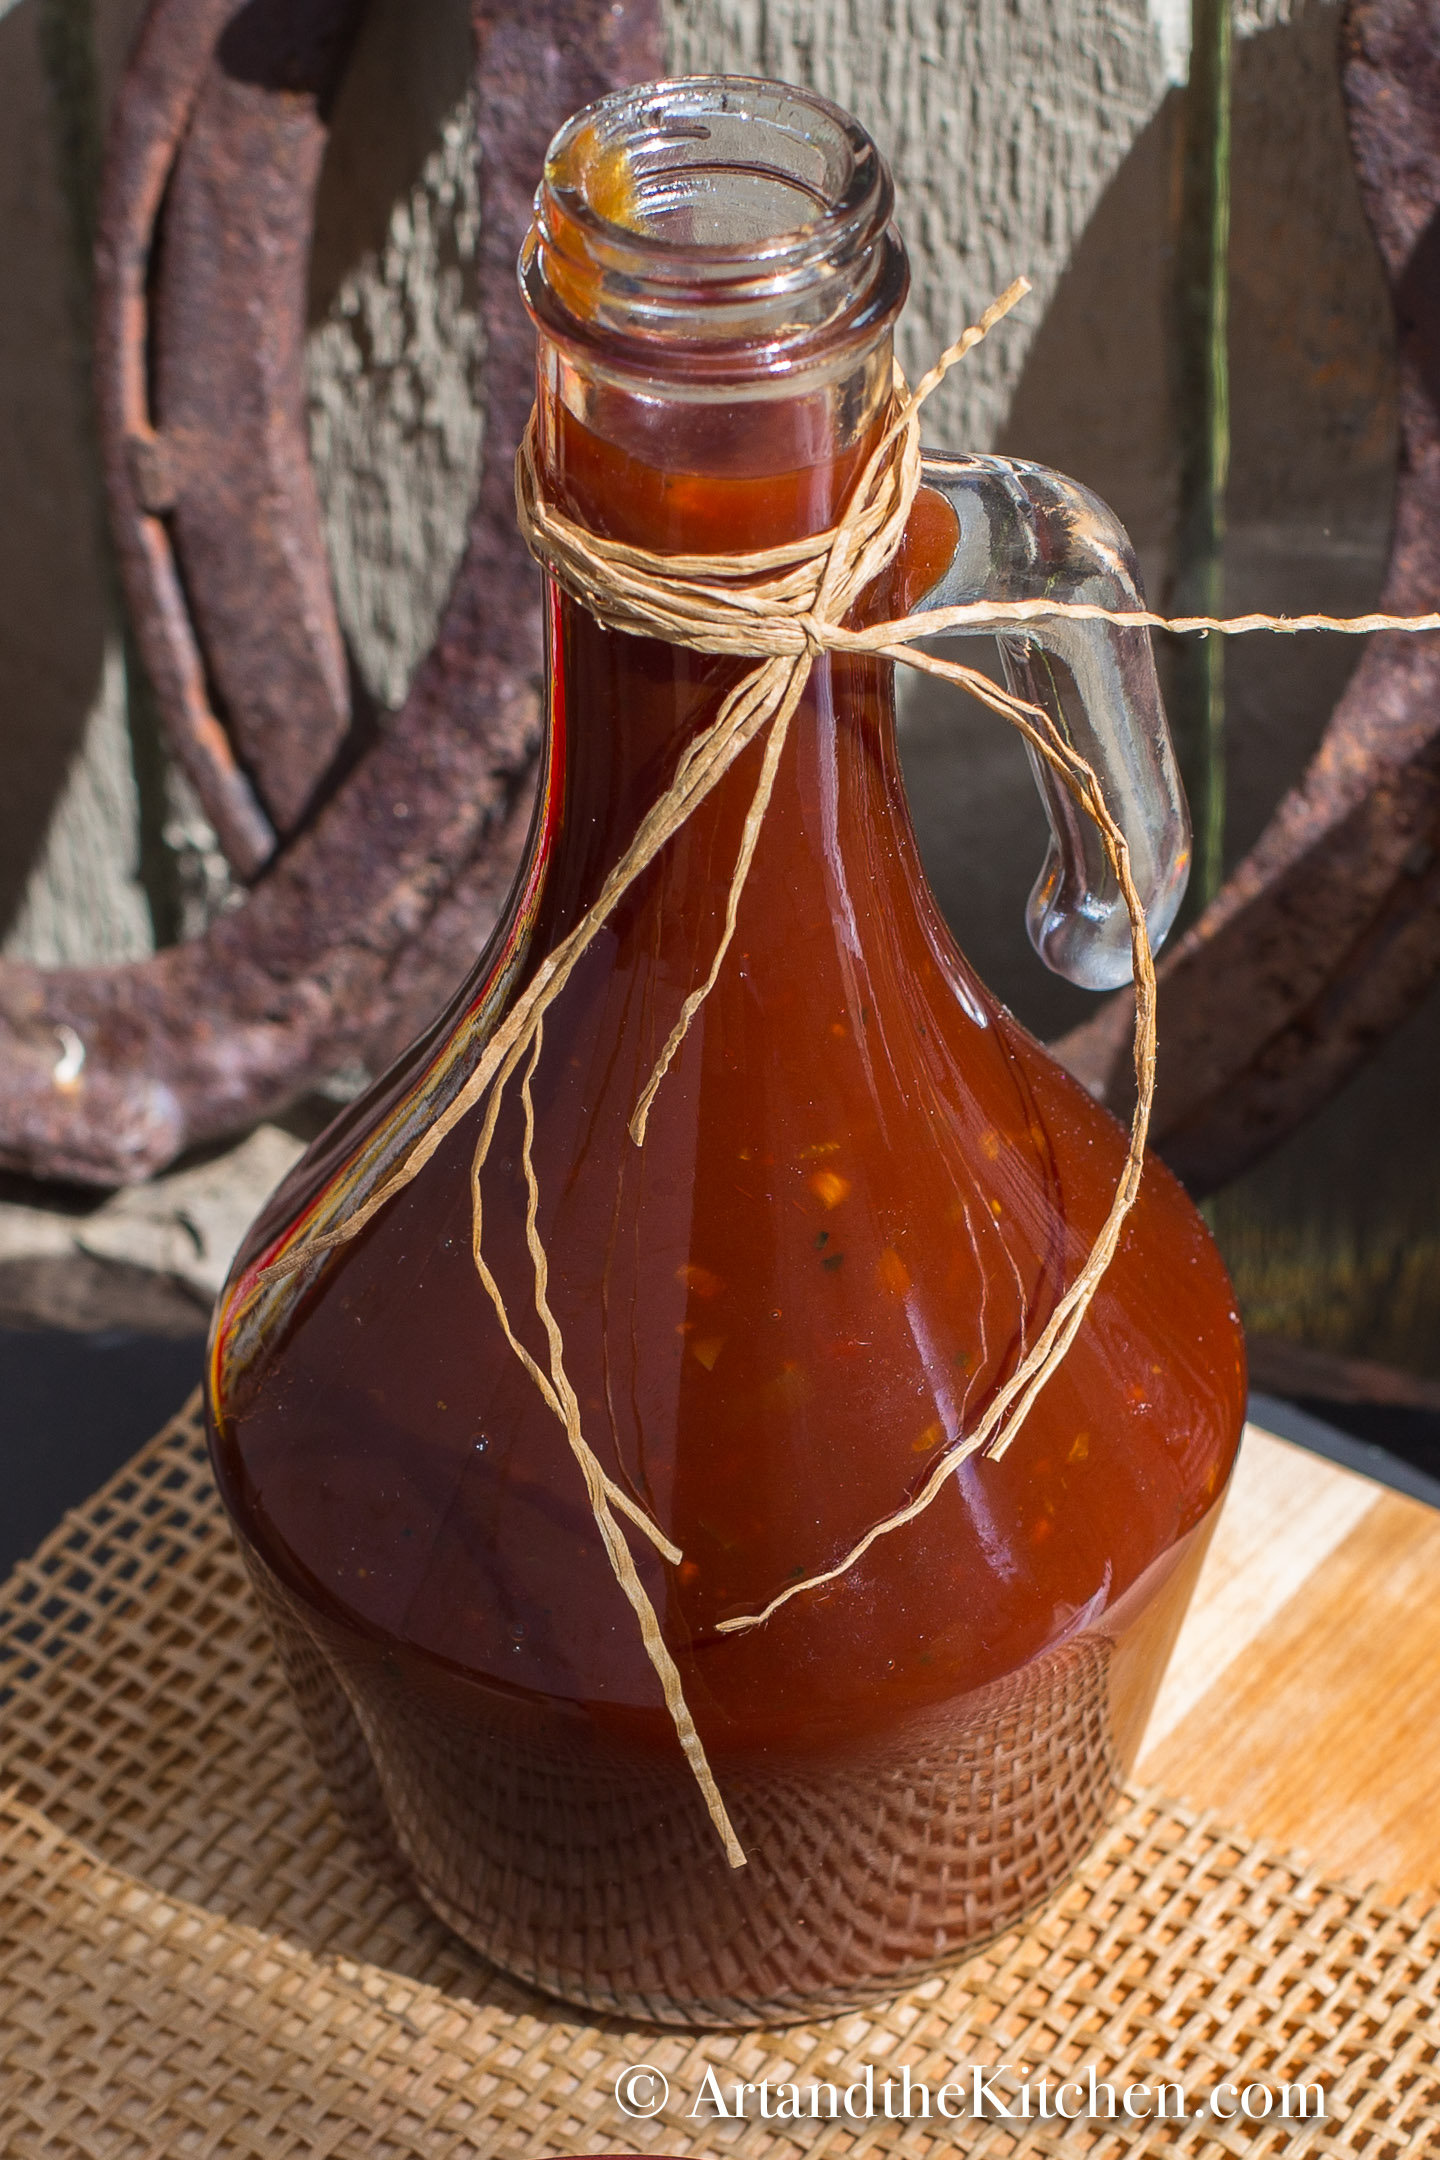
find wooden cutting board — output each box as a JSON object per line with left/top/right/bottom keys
{"left": 1137, "top": 1421, "right": 1440, "bottom": 1900}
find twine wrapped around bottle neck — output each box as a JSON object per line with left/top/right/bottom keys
{"left": 266, "top": 280, "right": 1440, "bottom": 1867}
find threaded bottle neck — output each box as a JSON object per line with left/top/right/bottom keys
{"left": 519, "top": 75, "right": 908, "bottom": 398}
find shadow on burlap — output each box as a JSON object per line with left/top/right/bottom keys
{"left": 1, "top": 1394, "right": 1437, "bottom": 2157}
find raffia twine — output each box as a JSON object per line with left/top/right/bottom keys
{"left": 265, "top": 278, "right": 1440, "bottom": 1865}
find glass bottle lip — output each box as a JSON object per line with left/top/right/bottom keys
{"left": 519, "top": 75, "right": 909, "bottom": 388}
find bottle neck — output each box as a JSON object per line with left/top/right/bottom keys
{"left": 534, "top": 324, "right": 895, "bottom": 553}
{"left": 526, "top": 330, "right": 959, "bottom": 951}
{"left": 521, "top": 74, "right": 909, "bottom": 549}
{"left": 527, "top": 365, "right": 961, "bottom": 998}
{"left": 517, "top": 75, "right": 919, "bottom": 955}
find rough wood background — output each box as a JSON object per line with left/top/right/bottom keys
{"left": 0, "top": 0, "right": 1434, "bottom": 1371}
{"left": 7, "top": 0, "right": 1346, "bottom": 958}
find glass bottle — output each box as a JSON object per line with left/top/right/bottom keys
{"left": 207, "top": 76, "right": 1246, "bottom": 2027}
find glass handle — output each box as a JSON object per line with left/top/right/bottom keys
{"left": 913, "top": 452, "right": 1191, "bottom": 991}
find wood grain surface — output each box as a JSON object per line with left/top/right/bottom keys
{"left": 1138, "top": 1421, "right": 1440, "bottom": 1900}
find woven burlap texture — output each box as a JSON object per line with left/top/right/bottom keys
{"left": 1, "top": 1394, "right": 1437, "bottom": 2159}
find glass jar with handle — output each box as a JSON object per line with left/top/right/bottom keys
{"left": 207, "top": 75, "right": 1245, "bottom": 2027}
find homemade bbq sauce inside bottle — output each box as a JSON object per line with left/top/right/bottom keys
{"left": 207, "top": 77, "right": 1246, "bottom": 2026}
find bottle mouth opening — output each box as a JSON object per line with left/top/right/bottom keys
{"left": 520, "top": 76, "right": 908, "bottom": 385}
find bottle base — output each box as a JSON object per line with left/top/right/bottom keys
{"left": 246, "top": 1548, "right": 1134, "bottom": 2027}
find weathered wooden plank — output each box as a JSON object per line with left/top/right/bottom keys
{"left": 1142, "top": 1424, "right": 1440, "bottom": 1899}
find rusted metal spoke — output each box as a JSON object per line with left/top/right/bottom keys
{"left": 0, "top": 0, "right": 662, "bottom": 1186}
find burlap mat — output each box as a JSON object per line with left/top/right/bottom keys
{"left": 1, "top": 1395, "right": 1437, "bottom": 2158}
